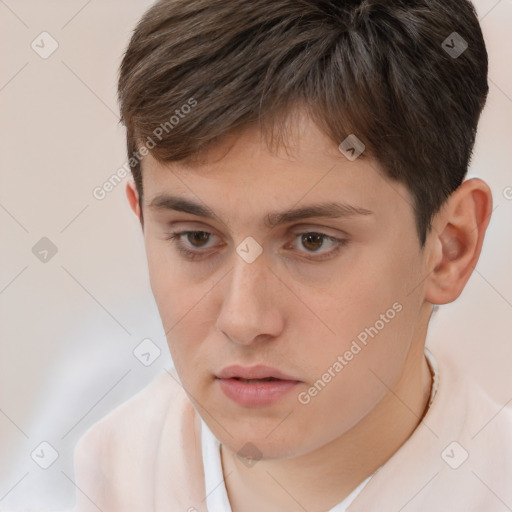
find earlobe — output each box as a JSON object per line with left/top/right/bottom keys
{"left": 425, "top": 178, "right": 493, "bottom": 305}
{"left": 126, "top": 180, "right": 142, "bottom": 221}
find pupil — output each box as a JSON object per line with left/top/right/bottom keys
{"left": 302, "top": 233, "right": 323, "bottom": 252}
{"left": 189, "top": 232, "right": 209, "bottom": 247}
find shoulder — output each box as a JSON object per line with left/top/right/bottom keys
{"left": 427, "top": 349, "right": 512, "bottom": 508}
{"left": 349, "top": 349, "right": 512, "bottom": 511}
{"left": 71, "top": 368, "right": 192, "bottom": 510}
{"left": 431, "top": 348, "right": 512, "bottom": 451}
{"left": 75, "top": 367, "right": 186, "bottom": 451}
{"left": 437, "top": 350, "right": 512, "bottom": 435}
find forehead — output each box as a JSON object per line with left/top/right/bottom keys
{"left": 140, "top": 116, "right": 414, "bottom": 228}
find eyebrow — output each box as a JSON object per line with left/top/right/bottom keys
{"left": 148, "top": 194, "right": 374, "bottom": 228}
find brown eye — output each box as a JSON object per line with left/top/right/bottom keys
{"left": 186, "top": 231, "right": 210, "bottom": 247}
{"left": 286, "top": 231, "right": 348, "bottom": 262}
{"left": 301, "top": 233, "right": 325, "bottom": 252}
{"left": 164, "top": 230, "right": 218, "bottom": 260}
{"left": 165, "top": 230, "right": 348, "bottom": 263}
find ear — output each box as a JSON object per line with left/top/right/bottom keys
{"left": 425, "top": 178, "right": 493, "bottom": 305}
{"left": 126, "top": 179, "right": 142, "bottom": 223}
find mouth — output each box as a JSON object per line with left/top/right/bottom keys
{"left": 231, "top": 377, "right": 280, "bottom": 383}
{"left": 216, "top": 364, "right": 300, "bottom": 381}
{"left": 215, "top": 366, "right": 301, "bottom": 407}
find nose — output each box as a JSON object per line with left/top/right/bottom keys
{"left": 216, "top": 251, "right": 284, "bottom": 346}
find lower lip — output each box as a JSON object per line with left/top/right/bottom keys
{"left": 217, "top": 378, "right": 300, "bottom": 407}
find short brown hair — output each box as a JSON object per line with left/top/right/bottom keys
{"left": 118, "top": 0, "right": 488, "bottom": 246}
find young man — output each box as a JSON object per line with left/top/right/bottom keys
{"left": 72, "top": 1, "right": 512, "bottom": 511}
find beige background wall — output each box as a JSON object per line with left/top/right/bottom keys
{"left": 1, "top": 0, "right": 511, "bottom": 510}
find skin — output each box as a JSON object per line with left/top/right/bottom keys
{"left": 126, "top": 112, "right": 492, "bottom": 512}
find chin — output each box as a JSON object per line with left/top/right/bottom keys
{"left": 226, "top": 436, "right": 301, "bottom": 462}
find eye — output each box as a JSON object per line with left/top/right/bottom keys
{"left": 164, "top": 231, "right": 217, "bottom": 260}
{"left": 164, "top": 230, "right": 348, "bottom": 261}
{"left": 287, "top": 232, "right": 348, "bottom": 261}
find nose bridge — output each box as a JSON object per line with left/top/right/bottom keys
{"left": 226, "top": 251, "right": 271, "bottom": 313}
{"left": 217, "top": 250, "right": 282, "bottom": 344}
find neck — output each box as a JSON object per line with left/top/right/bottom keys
{"left": 221, "top": 343, "right": 433, "bottom": 512}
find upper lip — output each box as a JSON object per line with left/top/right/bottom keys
{"left": 216, "top": 365, "right": 300, "bottom": 381}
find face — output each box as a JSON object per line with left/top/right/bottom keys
{"left": 129, "top": 114, "right": 432, "bottom": 460}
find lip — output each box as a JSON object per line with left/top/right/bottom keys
{"left": 216, "top": 364, "right": 299, "bottom": 381}
{"left": 216, "top": 365, "right": 301, "bottom": 407}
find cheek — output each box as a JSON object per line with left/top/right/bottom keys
{"left": 144, "top": 241, "right": 199, "bottom": 367}
{"left": 146, "top": 245, "right": 178, "bottom": 321}
{"left": 288, "top": 303, "right": 411, "bottom": 450}
{"left": 294, "top": 372, "right": 387, "bottom": 444}
{"left": 145, "top": 236, "right": 199, "bottom": 314}
{"left": 301, "top": 248, "right": 420, "bottom": 394}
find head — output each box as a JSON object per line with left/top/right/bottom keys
{"left": 120, "top": 0, "right": 492, "bottom": 458}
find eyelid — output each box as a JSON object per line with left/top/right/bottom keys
{"left": 164, "top": 226, "right": 346, "bottom": 247}
{"left": 164, "top": 228, "right": 348, "bottom": 262}
{"left": 166, "top": 221, "right": 347, "bottom": 240}
{"left": 288, "top": 224, "right": 348, "bottom": 238}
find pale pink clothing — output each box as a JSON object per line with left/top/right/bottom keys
{"left": 71, "top": 349, "right": 512, "bottom": 511}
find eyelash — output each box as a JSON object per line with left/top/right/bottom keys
{"left": 163, "top": 230, "right": 348, "bottom": 262}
